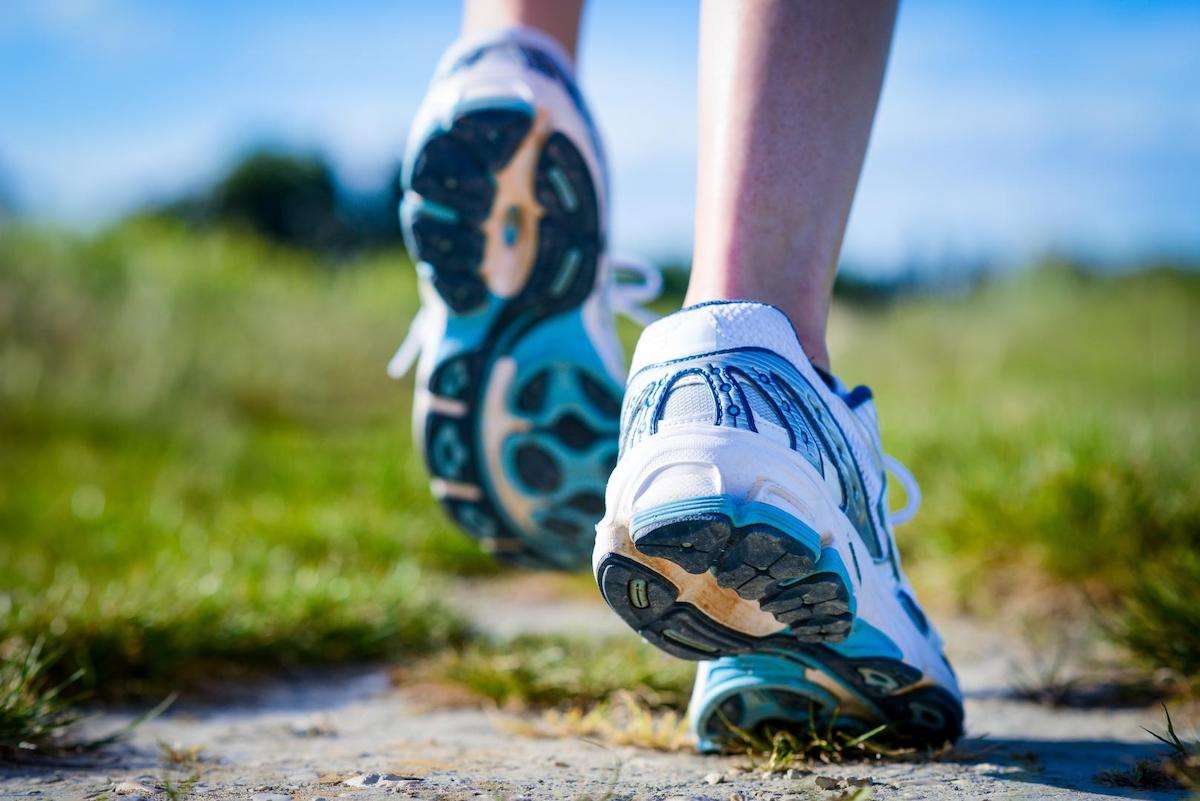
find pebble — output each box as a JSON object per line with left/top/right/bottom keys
{"left": 705, "top": 772, "right": 725, "bottom": 785}
{"left": 114, "top": 781, "right": 154, "bottom": 796}
{"left": 344, "top": 773, "right": 422, "bottom": 788}
{"left": 814, "top": 776, "right": 841, "bottom": 790}
{"left": 250, "top": 794, "right": 293, "bottom": 801}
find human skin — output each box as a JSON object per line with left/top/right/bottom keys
{"left": 685, "top": 0, "right": 898, "bottom": 370}
{"left": 463, "top": 0, "right": 587, "bottom": 62}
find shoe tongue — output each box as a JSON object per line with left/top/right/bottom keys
{"left": 629, "top": 300, "right": 810, "bottom": 375}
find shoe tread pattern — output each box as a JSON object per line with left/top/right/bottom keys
{"left": 597, "top": 553, "right": 962, "bottom": 746}
{"left": 405, "top": 105, "right": 617, "bottom": 569}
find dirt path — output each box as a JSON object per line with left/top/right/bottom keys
{"left": 2, "top": 580, "right": 1192, "bottom": 801}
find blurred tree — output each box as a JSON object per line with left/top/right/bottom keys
{"left": 150, "top": 148, "right": 406, "bottom": 257}
{"left": 210, "top": 149, "right": 346, "bottom": 251}
{"left": 338, "top": 160, "right": 405, "bottom": 251}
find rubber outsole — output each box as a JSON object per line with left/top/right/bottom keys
{"left": 403, "top": 100, "right": 619, "bottom": 570}
{"left": 630, "top": 500, "right": 854, "bottom": 641}
{"left": 597, "top": 553, "right": 963, "bottom": 747}
{"left": 694, "top": 659, "right": 964, "bottom": 751}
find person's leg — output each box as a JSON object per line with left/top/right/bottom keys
{"left": 596, "top": 0, "right": 963, "bottom": 752}
{"left": 463, "top": 0, "right": 586, "bottom": 62}
{"left": 686, "top": 0, "right": 898, "bottom": 371}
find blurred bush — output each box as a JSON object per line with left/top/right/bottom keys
{"left": 151, "top": 148, "right": 404, "bottom": 255}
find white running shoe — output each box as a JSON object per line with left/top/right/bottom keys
{"left": 594, "top": 300, "right": 963, "bottom": 747}
{"left": 391, "top": 27, "right": 658, "bottom": 569}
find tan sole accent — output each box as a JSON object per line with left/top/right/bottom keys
{"left": 430, "top": 478, "right": 482, "bottom": 502}
{"left": 427, "top": 395, "right": 468, "bottom": 417}
{"left": 597, "top": 523, "right": 788, "bottom": 639}
{"left": 479, "top": 109, "right": 550, "bottom": 298}
{"left": 479, "top": 357, "right": 536, "bottom": 530}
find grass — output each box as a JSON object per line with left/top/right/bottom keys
{"left": 1, "top": 218, "right": 1197, "bottom": 724}
{"left": 1144, "top": 705, "right": 1200, "bottom": 789}
{"left": 0, "top": 220, "right": 478, "bottom": 701}
{"left": 406, "top": 634, "right": 694, "bottom": 711}
{"left": 830, "top": 264, "right": 1200, "bottom": 679}
{"left": 0, "top": 638, "right": 166, "bottom": 761}
{"left": 500, "top": 692, "right": 692, "bottom": 752}
{"left": 726, "top": 723, "right": 897, "bottom": 771}
{"left": 0, "top": 640, "right": 85, "bottom": 759}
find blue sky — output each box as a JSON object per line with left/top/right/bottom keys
{"left": 2, "top": 0, "right": 1198, "bottom": 269}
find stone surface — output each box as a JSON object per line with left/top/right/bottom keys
{"left": 0, "top": 581, "right": 1192, "bottom": 800}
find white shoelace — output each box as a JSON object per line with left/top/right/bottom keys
{"left": 607, "top": 254, "right": 663, "bottom": 327}
{"left": 882, "top": 453, "right": 922, "bottom": 526}
{"left": 387, "top": 255, "right": 663, "bottom": 380}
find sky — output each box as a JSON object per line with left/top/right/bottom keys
{"left": 2, "top": 0, "right": 1198, "bottom": 270}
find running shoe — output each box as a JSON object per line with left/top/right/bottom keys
{"left": 594, "top": 300, "right": 963, "bottom": 747}
{"left": 390, "top": 27, "right": 658, "bottom": 570}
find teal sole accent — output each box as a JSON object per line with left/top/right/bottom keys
{"left": 627, "top": 494, "right": 855, "bottom": 641}
{"left": 690, "top": 654, "right": 858, "bottom": 753}
{"left": 689, "top": 644, "right": 963, "bottom": 752}
{"left": 403, "top": 94, "right": 619, "bottom": 570}
{"left": 631, "top": 495, "right": 823, "bottom": 554}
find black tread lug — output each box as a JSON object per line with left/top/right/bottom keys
{"left": 448, "top": 108, "right": 533, "bottom": 170}
{"left": 409, "top": 133, "right": 493, "bottom": 221}
{"left": 409, "top": 214, "right": 484, "bottom": 277}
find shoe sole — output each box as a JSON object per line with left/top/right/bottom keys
{"left": 691, "top": 653, "right": 965, "bottom": 752}
{"left": 596, "top": 498, "right": 962, "bottom": 747}
{"left": 402, "top": 98, "right": 620, "bottom": 569}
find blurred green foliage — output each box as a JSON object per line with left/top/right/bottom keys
{"left": 0, "top": 220, "right": 483, "bottom": 696}
{"left": 831, "top": 265, "right": 1200, "bottom": 678}
{"left": 0, "top": 219, "right": 1196, "bottom": 698}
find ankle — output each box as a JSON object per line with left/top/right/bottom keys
{"left": 461, "top": 1, "right": 582, "bottom": 64}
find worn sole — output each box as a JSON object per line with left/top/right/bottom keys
{"left": 402, "top": 99, "right": 620, "bottom": 570}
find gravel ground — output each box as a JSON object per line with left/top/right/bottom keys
{"left": 1, "top": 581, "right": 1192, "bottom": 801}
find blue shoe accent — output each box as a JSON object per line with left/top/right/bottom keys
{"left": 403, "top": 91, "right": 619, "bottom": 570}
